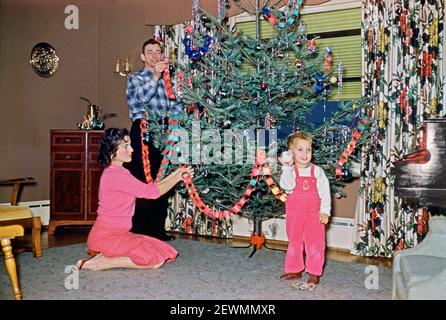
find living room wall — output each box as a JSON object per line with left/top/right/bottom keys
{"left": 0, "top": 0, "right": 153, "bottom": 203}
{"left": 0, "top": 0, "right": 358, "bottom": 218}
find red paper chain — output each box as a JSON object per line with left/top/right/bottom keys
{"left": 180, "top": 150, "right": 287, "bottom": 220}
{"left": 140, "top": 116, "right": 180, "bottom": 183}
{"left": 335, "top": 120, "right": 367, "bottom": 180}
{"left": 163, "top": 58, "right": 176, "bottom": 100}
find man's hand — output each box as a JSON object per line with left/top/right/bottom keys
{"left": 152, "top": 61, "right": 166, "bottom": 80}
{"left": 319, "top": 213, "right": 329, "bottom": 224}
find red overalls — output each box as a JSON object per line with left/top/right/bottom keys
{"left": 284, "top": 164, "right": 325, "bottom": 276}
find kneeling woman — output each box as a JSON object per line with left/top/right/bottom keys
{"left": 76, "top": 128, "right": 194, "bottom": 271}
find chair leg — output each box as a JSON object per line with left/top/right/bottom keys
{"left": 31, "top": 216, "right": 42, "bottom": 257}
{"left": 1, "top": 238, "right": 22, "bottom": 300}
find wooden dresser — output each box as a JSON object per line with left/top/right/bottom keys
{"left": 48, "top": 130, "right": 103, "bottom": 234}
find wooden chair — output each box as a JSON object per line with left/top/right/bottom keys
{"left": 0, "top": 177, "right": 42, "bottom": 257}
{"left": 0, "top": 224, "right": 24, "bottom": 300}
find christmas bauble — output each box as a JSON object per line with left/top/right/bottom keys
{"left": 315, "top": 84, "right": 324, "bottom": 93}
{"left": 143, "top": 132, "right": 151, "bottom": 144}
{"left": 223, "top": 119, "right": 232, "bottom": 128}
{"left": 330, "top": 76, "right": 337, "bottom": 84}
{"left": 295, "top": 59, "right": 302, "bottom": 69}
{"left": 260, "top": 81, "right": 267, "bottom": 91}
{"left": 307, "top": 40, "right": 317, "bottom": 54}
{"left": 341, "top": 168, "right": 353, "bottom": 181}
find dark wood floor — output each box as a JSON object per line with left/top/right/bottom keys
{"left": 11, "top": 226, "right": 392, "bottom": 268}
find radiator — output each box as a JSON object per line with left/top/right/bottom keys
{"left": 1, "top": 200, "right": 51, "bottom": 226}
{"left": 232, "top": 215, "right": 354, "bottom": 250}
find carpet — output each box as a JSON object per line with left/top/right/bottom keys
{"left": 0, "top": 239, "right": 392, "bottom": 300}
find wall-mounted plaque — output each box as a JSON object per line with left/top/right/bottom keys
{"left": 30, "top": 42, "right": 59, "bottom": 77}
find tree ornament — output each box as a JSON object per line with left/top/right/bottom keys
{"left": 314, "top": 74, "right": 324, "bottom": 93}
{"left": 201, "top": 169, "right": 209, "bottom": 177}
{"left": 330, "top": 76, "right": 337, "bottom": 84}
{"left": 143, "top": 131, "right": 151, "bottom": 144}
{"left": 260, "top": 81, "right": 267, "bottom": 91}
{"left": 296, "top": 22, "right": 307, "bottom": 46}
{"left": 341, "top": 168, "right": 353, "bottom": 181}
{"left": 264, "top": 113, "right": 276, "bottom": 129}
{"left": 223, "top": 118, "right": 232, "bottom": 128}
{"left": 169, "top": 63, "right": 175, "bottom": 75}
{"left": 183, "top": 26, "right": 212, "bottom": 60}
{"left": 307, "top": 39, "right": 317, "bottom": 54}
{"left": 337, "top": 62, "right": 344, "bottom": 94}
{"left": 295, "top": 58, "right": 302, "bottom": 69}
{"left": 277, "top": 51, "right": 284, "bottom": 59}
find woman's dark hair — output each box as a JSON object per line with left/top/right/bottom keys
{"left": 98, "top": 128, "right": 129, "bottom": 167}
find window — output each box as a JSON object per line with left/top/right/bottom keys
{"left": 235, "top": 5, "right": 362, "bottom": 100}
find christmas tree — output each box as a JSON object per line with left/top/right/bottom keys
{"left": 145, "top": 0, "right": 369, "bottom": 232}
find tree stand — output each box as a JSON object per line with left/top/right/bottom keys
{"left": 233, "top": 217, "right": 286, "bottom": 257}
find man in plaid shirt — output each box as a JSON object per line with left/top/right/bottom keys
{"left": 125, "top": 38, "right": 183, "bottom": 241}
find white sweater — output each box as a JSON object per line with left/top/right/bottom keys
{"left": 279, "top": 164, "right": 332, "bottom": 216}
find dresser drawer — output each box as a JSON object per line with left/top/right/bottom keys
{"left": 88, "top": 133, "right": 103, "bottom": 147}
{"left": 52, "top": 152, "right": 84, "bottom": 163}
{"left": 52, "top": 134, "right": 84, "bottom": 147}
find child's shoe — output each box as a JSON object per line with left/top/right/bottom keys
{"left": 307, "top": 274, "right": 320, "bottom": 284}
{"left": 280, "top": 272, "right": 302, "bottom": 280}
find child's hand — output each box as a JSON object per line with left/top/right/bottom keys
{"left": 279, "top": 151, "right": 294, "bottom": 166}
{"left": 319, "top": 213, "right": 329, "bottom": 224}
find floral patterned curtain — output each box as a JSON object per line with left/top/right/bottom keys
{"left": 352, "top": 0, "right": 444, "bottom": 257}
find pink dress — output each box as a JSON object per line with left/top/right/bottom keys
{"left": 87, "top": 163, "right": 178, "bottom": 265}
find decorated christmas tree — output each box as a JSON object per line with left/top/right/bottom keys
{"left": 145, "top": 0, "right": 369, "bottom": 238}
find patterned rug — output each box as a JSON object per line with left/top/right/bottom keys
{"left": 0, "top": 239, "right": 392, "bottom": 300}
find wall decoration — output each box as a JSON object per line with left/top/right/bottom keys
{"left": 29, "top": 42, "right": 59, "bottom": 77}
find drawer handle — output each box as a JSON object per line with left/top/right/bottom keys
{"left": 65, "top": 155, "right": 71, "bottom": 160}
{"left": 65, "top": 138, "right": 71, "bottom": 143}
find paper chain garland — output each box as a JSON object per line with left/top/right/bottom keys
{"left": 335, "top": 119, "right": 366, "bottom": 180}
{"left": 142, "top": 112, "right": 288, "bottom": 219}
{"left": 142, "top": 108, "right": 364, "bottom": 218}
{"left": 141, "top": 62, "right": 180, "bottom": 184}
{"left": 143, "top": 116, "right": 367, "bottom": 219}
{"left": 140, "top": 115, "right": 181, "bottom": 184}
{"left": 143, "top": 115, "right": 366, "bottom": 218}
{"left": 163, "top": 58, "right": 176, "bottom": 100}
{"left": 262, "top": 0, "right": 303, "bottom": 29}
{"left": 180, "top": 150, "right": 287, "bottom": 219}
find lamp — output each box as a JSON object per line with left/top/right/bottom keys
{"left": 114, "top": 57, "right": 131, "bottom": 77}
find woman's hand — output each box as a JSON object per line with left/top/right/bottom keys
{"left": 180, "top": 166, "right": 195, "bottom": 179}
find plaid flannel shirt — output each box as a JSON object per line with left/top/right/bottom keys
{"left": 126, "top": 68, "right": 183, "bottom": 121}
